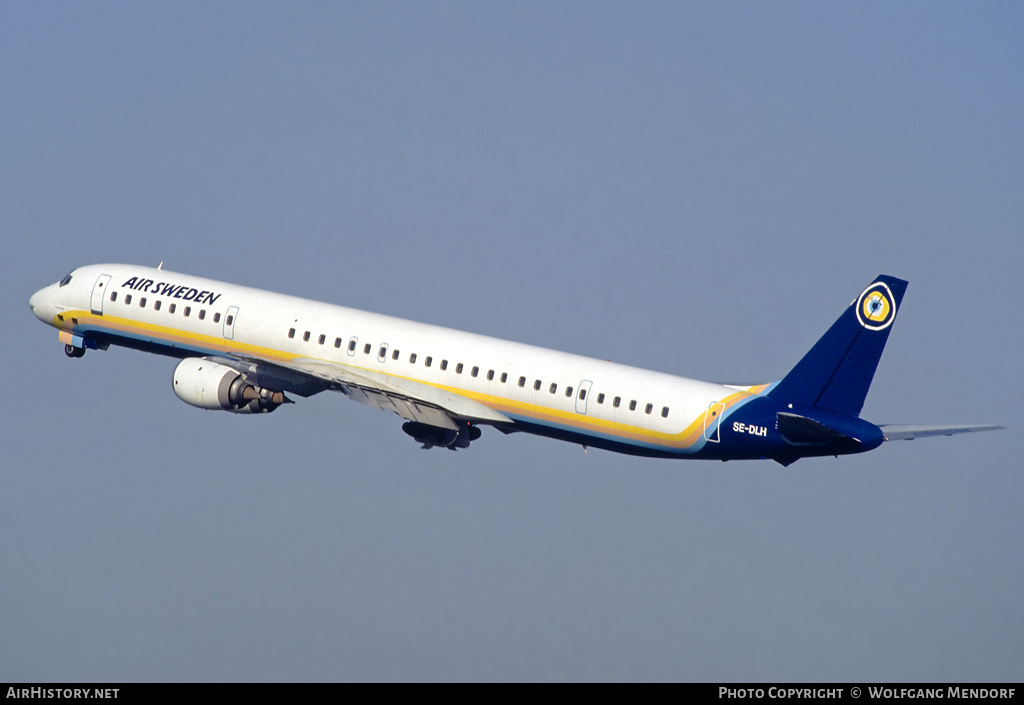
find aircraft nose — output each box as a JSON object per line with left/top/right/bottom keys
{"left": 29, "top": 287, "right": 53, "bottom": 322}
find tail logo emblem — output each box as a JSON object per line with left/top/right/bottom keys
{"left": 856, "top": 282, "right": 896, "bottom": 331}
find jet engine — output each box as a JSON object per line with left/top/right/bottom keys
{"left": 172, "top": 358, "right": 289, "bottom": 414}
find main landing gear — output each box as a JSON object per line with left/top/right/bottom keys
{"left": 402, "top": 421, "right": 482, "bottom": 450}
{"left": 64, "top": 344, "right": 85, "bottom": 358}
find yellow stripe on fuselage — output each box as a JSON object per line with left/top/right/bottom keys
{"left": 62, "top": 309, "right": 768, "bottom": 452}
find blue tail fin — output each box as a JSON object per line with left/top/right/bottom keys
{"left": 768, "top": 275, "right": 908, "bottom": 417}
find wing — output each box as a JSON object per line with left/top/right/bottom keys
{"left": 879, "top": 424, "right": 1004, "bottom": 441}
{"left": 212, "top": 353, "right": 513, "bottom": 431}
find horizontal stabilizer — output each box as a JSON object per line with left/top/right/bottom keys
{"left": 777, "top": 412, "right": 865, "bottom": 453}
{"left": 880, "top": 424, "right": 1004, "bottom": 441}
{"left": 777, "top": 412, "right": 854, "bottom": 447}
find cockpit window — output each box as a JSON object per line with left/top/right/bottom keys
{"left": 59, "top": 273, "right": 73, "bottom": 287}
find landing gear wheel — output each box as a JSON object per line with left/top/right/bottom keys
{"left": 65, "top": 344, "right": 85, "bottom": 358}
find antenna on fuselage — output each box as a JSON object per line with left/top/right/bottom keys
{"left": 157, "top": 261, "right": 164, "bottom": 270}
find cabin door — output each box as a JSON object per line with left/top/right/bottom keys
{"left": 575, "top": 379, "right": 593, "bottom": 414}
{"left": 703, "top": 402, "right": 726, "bottom": 442}
{"left": 223, "top": 306, "right": 239, "bottom": 340}
{"left": 90, "top": 274, "right": 111, "bottom": 315}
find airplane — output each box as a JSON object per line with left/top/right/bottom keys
{"left": 29, "top": 265, "right": 1000, "bottom": 465}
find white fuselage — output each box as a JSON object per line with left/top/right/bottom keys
{"left": 30, "top": 264, "right": 768, "bottom": 457}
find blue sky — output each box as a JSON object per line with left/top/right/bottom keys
{"left": 3, "top": 1, "right": 1021, "bottom": 681}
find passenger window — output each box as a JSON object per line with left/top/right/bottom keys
{"left": 579, "top": 389, "right": 587, "bottom": 400}
{"left": 661, "top": 407, "right": 670, "bottom": 418}
{"left": 226, "top": 315, "right": 233, "bottom": 326}
{"left": 613, "top": 397, "right": 621, "bottom": 408}
{"left": 392, "top": 349, "right": 400, "bottom": 360}
{"left": 212, "top": 312, "right": 219, "bottom": 322}
{"left": 534, "top": 380, "right": 542, "bottom": 391}
{"left": 378, "top": 345, "right": 387, "bottom": 360}
{"left": 319, "top": 334, "right": 326, "bottom": 345}
{"left": 335, "top": 337, "right": 342, "bottom": 348}
{"left": 629, "top": 400, "right": 637, "bottom": 411}
{"left": 487, "top": 370, "right": 494, "bottom": 381}
{"left": 472, "top": 366, "right": 479, "bottom": 377}
{"left": 155, "top": 301, "right": 162, "bottom": 311}
{"left": 500, "top": 372, "right": 508, "bottom": 383}
{"left": 455, "top": 363, "right": 463, "bottom": 374}
{"left": 125, "top": 294, "right": 132, "bottom": 305}
{"left": 169, "top": 303, "right": 176, "bottom": 314}
{"left": 597, "top": 393, "right": 605, "bottom": 404}
{"left": 184, "top": 307, "right": 192, "bottom": 317}
{"left": 289, "top": 328, "right": 296, "bottom": 338}
{"left": 549, "top": 383, "right": 557, "bottom": 394}
{"left": 364, "top": 344, "right": 371, "bottom": 354}
{"left": 565, "top": 386, "right": 573, "bottom": 398}
{"left": 440, "top": 360, "right": 448, "bottom": 371}
{"left": 410, "top": 353, "right": 417, "bottom": 364}
{"left": 304, "top": 331, "right": 310, "bottom": 342}
{"left": 110, "top": 292, "right": 117, "bottom": 302}
{"left": 199, "top": 310, "right": 206, "bottom": 320}
{"left": 349, "top": 339, "right": 357, "bottom": 352}
{"left": 425, "top": 356, "right": 432, "bottom": 367}
{"left": 140, "top": 298, "right": 146, "bottom": 307}
{"left": 518, "top": 376, "right": 526, "bottom": 387}
{"left": 645, "top": 403, "right": 653, "bottom": 414}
